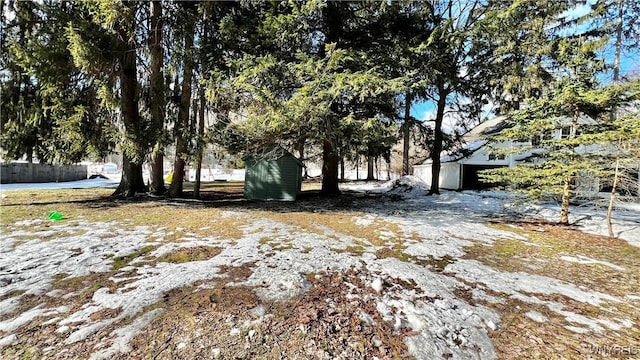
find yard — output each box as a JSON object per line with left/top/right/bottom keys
{"left": 0, "top": 178, "right": 639, "bottom": 359}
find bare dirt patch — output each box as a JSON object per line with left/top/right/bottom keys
{"left": 115, "top": 269, "right": 413, "bottom": 360}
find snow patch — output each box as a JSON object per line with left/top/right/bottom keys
{"left": 386, "top": 176, "right": 430, "bottom": 196}
{"left": 0, "top": 177, "right": 119, "bottom": 191}
{"left": 245, "top": 247, "right": 362, "bottom": 301}
{"left": 525, "top": 311, "right": 549, "bottom": 323}
{"left": 447, "top": 259, "right": 619, "bottom": 307}
{"left": 89, "top": 309, "right": 164, "bottom": 360}
{"left": 353, "top": 214, "right": 377, "bottom": 227}
{"left": 65, "top": 319, "right": 115, "bottom": 344}
{"left": 0, "top": 297, "right": 20, "bottom": 317}
{"left": 0, "top": 334, "right": 18, "bottom": 347}
{"left": 0, "top": 306, "right": 67, "bottom": 332}
{"left": 560, "top": 255, "right": 625, "bottom": 271}
{"left": 367, "top": 258, "right": 500, "bottom": 359}
{"left": 371, "top": 277, "right": 383, "bottom": 293}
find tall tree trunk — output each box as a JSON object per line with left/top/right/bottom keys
{"left": 560, "top": 111, "right": 580, "bottom": 225}
{"left": 26, "top": 148, "right": 33, "bottom": 164}
{"left": 386, "top": 157, "right": 391, "bottom": 181}
{"left": 168, "top": 4, "right": 196, "bottom": 198}
{"left": 428, "top": 93, "right": 447, "bottom": 195}
{"left": 114, "top": 2, "right": 146, "bottom": 197}
{"left": 606, "top": 156, "right": 620, "bottom": 237}
{"left": 319, "top": 2, "right": 341, "bottom": 196}
{"left": 194, "top": 87, "right": 205, "bottom": 198}
{"left": 149, "top": 0, "right": 165, "bottom": 195}
{"left": 321, "top": 138, "right": 340, "bottom": 196}
{"left": 402, "top": 91, "right": 413, "bottom": 176}
{"left": 366, "top": 155, "right": 375, "bottom": 180}
{"left": 604, "top": 0, "right": 626, "bottom": 232}
{"left": 297, "top": 137, "right": 308, "bottom": 178}
{"left": 118, "top": 156, "right": 146, "bottom": 197}
{"left": 560, "top": 174, "right": 571, "bottom": 225}
{"left": 605, "top": 0, "right": 625, "bottom": 232}
{"left": 340, "top": 155, "right": 345, "bottom": 181}
{"left": 613, "top": 0, "right": 623, "bottom": 85}
{"left": 356, "top": 156, "right": 359, "bottom": 180}
{"left": 606, "top": 137, "right": 624, "bottom": 238}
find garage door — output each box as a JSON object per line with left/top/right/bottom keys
{"left": 461, "top": 165, "right": 506, "bottom": 190}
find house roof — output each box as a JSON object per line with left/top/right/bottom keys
{"left": 440, "top": 140, "right": 486, "bottom": 163}
{"left": 418, "top": 116, "right": 508, "bottom": 165}
{"left": 463, "top": 114, "right": 598, "bottom": 142}
{"left": 417, "top": 113, "right": 601, "bottom": 165}
{"left": 463, "top": 116, "right": 509, "bottom": 142}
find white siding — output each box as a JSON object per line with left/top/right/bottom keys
{"left": 414, "top": 162, "right": 461, "bottom": 190}
{"left": 440, "top": 163, "right": 462, "bottom": 189}
{"left": 413, "top": 164, "right": 432, "bottom": 186}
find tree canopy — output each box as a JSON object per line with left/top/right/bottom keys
{"left": 1, "top": 0, "right": 637, "bottom": 208}
{"left": 479, "top": 0, "right": 640, "bottom": 224}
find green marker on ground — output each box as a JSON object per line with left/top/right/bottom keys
{"left": 48, "top": 212, "right": 64, "bottom": 221}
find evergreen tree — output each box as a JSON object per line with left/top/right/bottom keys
{"left": 471, "top": 1, "right": 571, "bottom": 114}
{"left": 409, "top": 0, "right": 497, "bottom": 195}
{"left": 371, "top": 1, "right": 435, "bottom": 176}
{"left": 1, "top": 1, "right": 42, "bottom": 163}
{"left": 224, "top": 1, "right": 399, "bottom": 195}
{"left": 148, "top": 0, "right": 166, "bottom": 195}
{"left": 480, "top": 1, "right": 640, "bottom": 225}
{"left": 67, "top": 0, "right": 150, "bottom": 196}
{"left": 1, "top": 1, "right": 114, "bottom": 164}
{"left": 167, "top": 1, "right": 198, "bottom": 198}
{"left": 161, "top": 1, "right": 235, "bottom": 198}
{"left": 483, "top": 36, "right": 639, "bottom": 224}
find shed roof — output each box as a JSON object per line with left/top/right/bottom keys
{"left": 242, "top": 144, "right": 303, "bottom": 165}
{"left": 244, "top": 145, "right": 304, "bottom": 166}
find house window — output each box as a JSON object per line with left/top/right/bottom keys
{"left": 532, "top": 130, "right": 552, "bottom": 146}
{"left": 488, "top": 153, "right": 506, "bottom": 161}
{"left": 532, "top": 136, "right": 541, "bottom": 147}
{"left": 561, "top": 127, "right": 571, "bottom": 139}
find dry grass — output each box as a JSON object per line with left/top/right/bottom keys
{"left": 471, "top": 223, "right": 640, "bottom": 298}
{"left": 255, "top": 209, "right": 406, "bottom": 250}
{"left": 111, "top": 245, "right": 158, "bottom": 270}
{"left": 0, "top": 188, "right": 113, "bottom": 224}
{"left": 463, "top": 223, "right": 640, "bottom": 359}
{"left": 1, "top": 188, "right": 248, "bottom": 240}
{"left": 2, "top": 188, "right": 639, "bottom": 360}
{"left": 156, "top": 245, "right": 223, "bottom": 264}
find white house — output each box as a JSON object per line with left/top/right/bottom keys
{"left": 414, "top": 117, "right": 518, "bottom": 190}
{"left": 413, "top": 116, "right": 626, "bottom": 192}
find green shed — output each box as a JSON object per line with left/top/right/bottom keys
{"left": 243, "top": 146, "right": 303, "bottom": 201}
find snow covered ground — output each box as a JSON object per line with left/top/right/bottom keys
{"left": 343, "top": 176, "right": 640, "bottom": 245}
{"left": 0, "top": 176, "right": 638, "bottom": 359}
{"left": 0, "top": 177, "right": 120, "bottom": 191}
